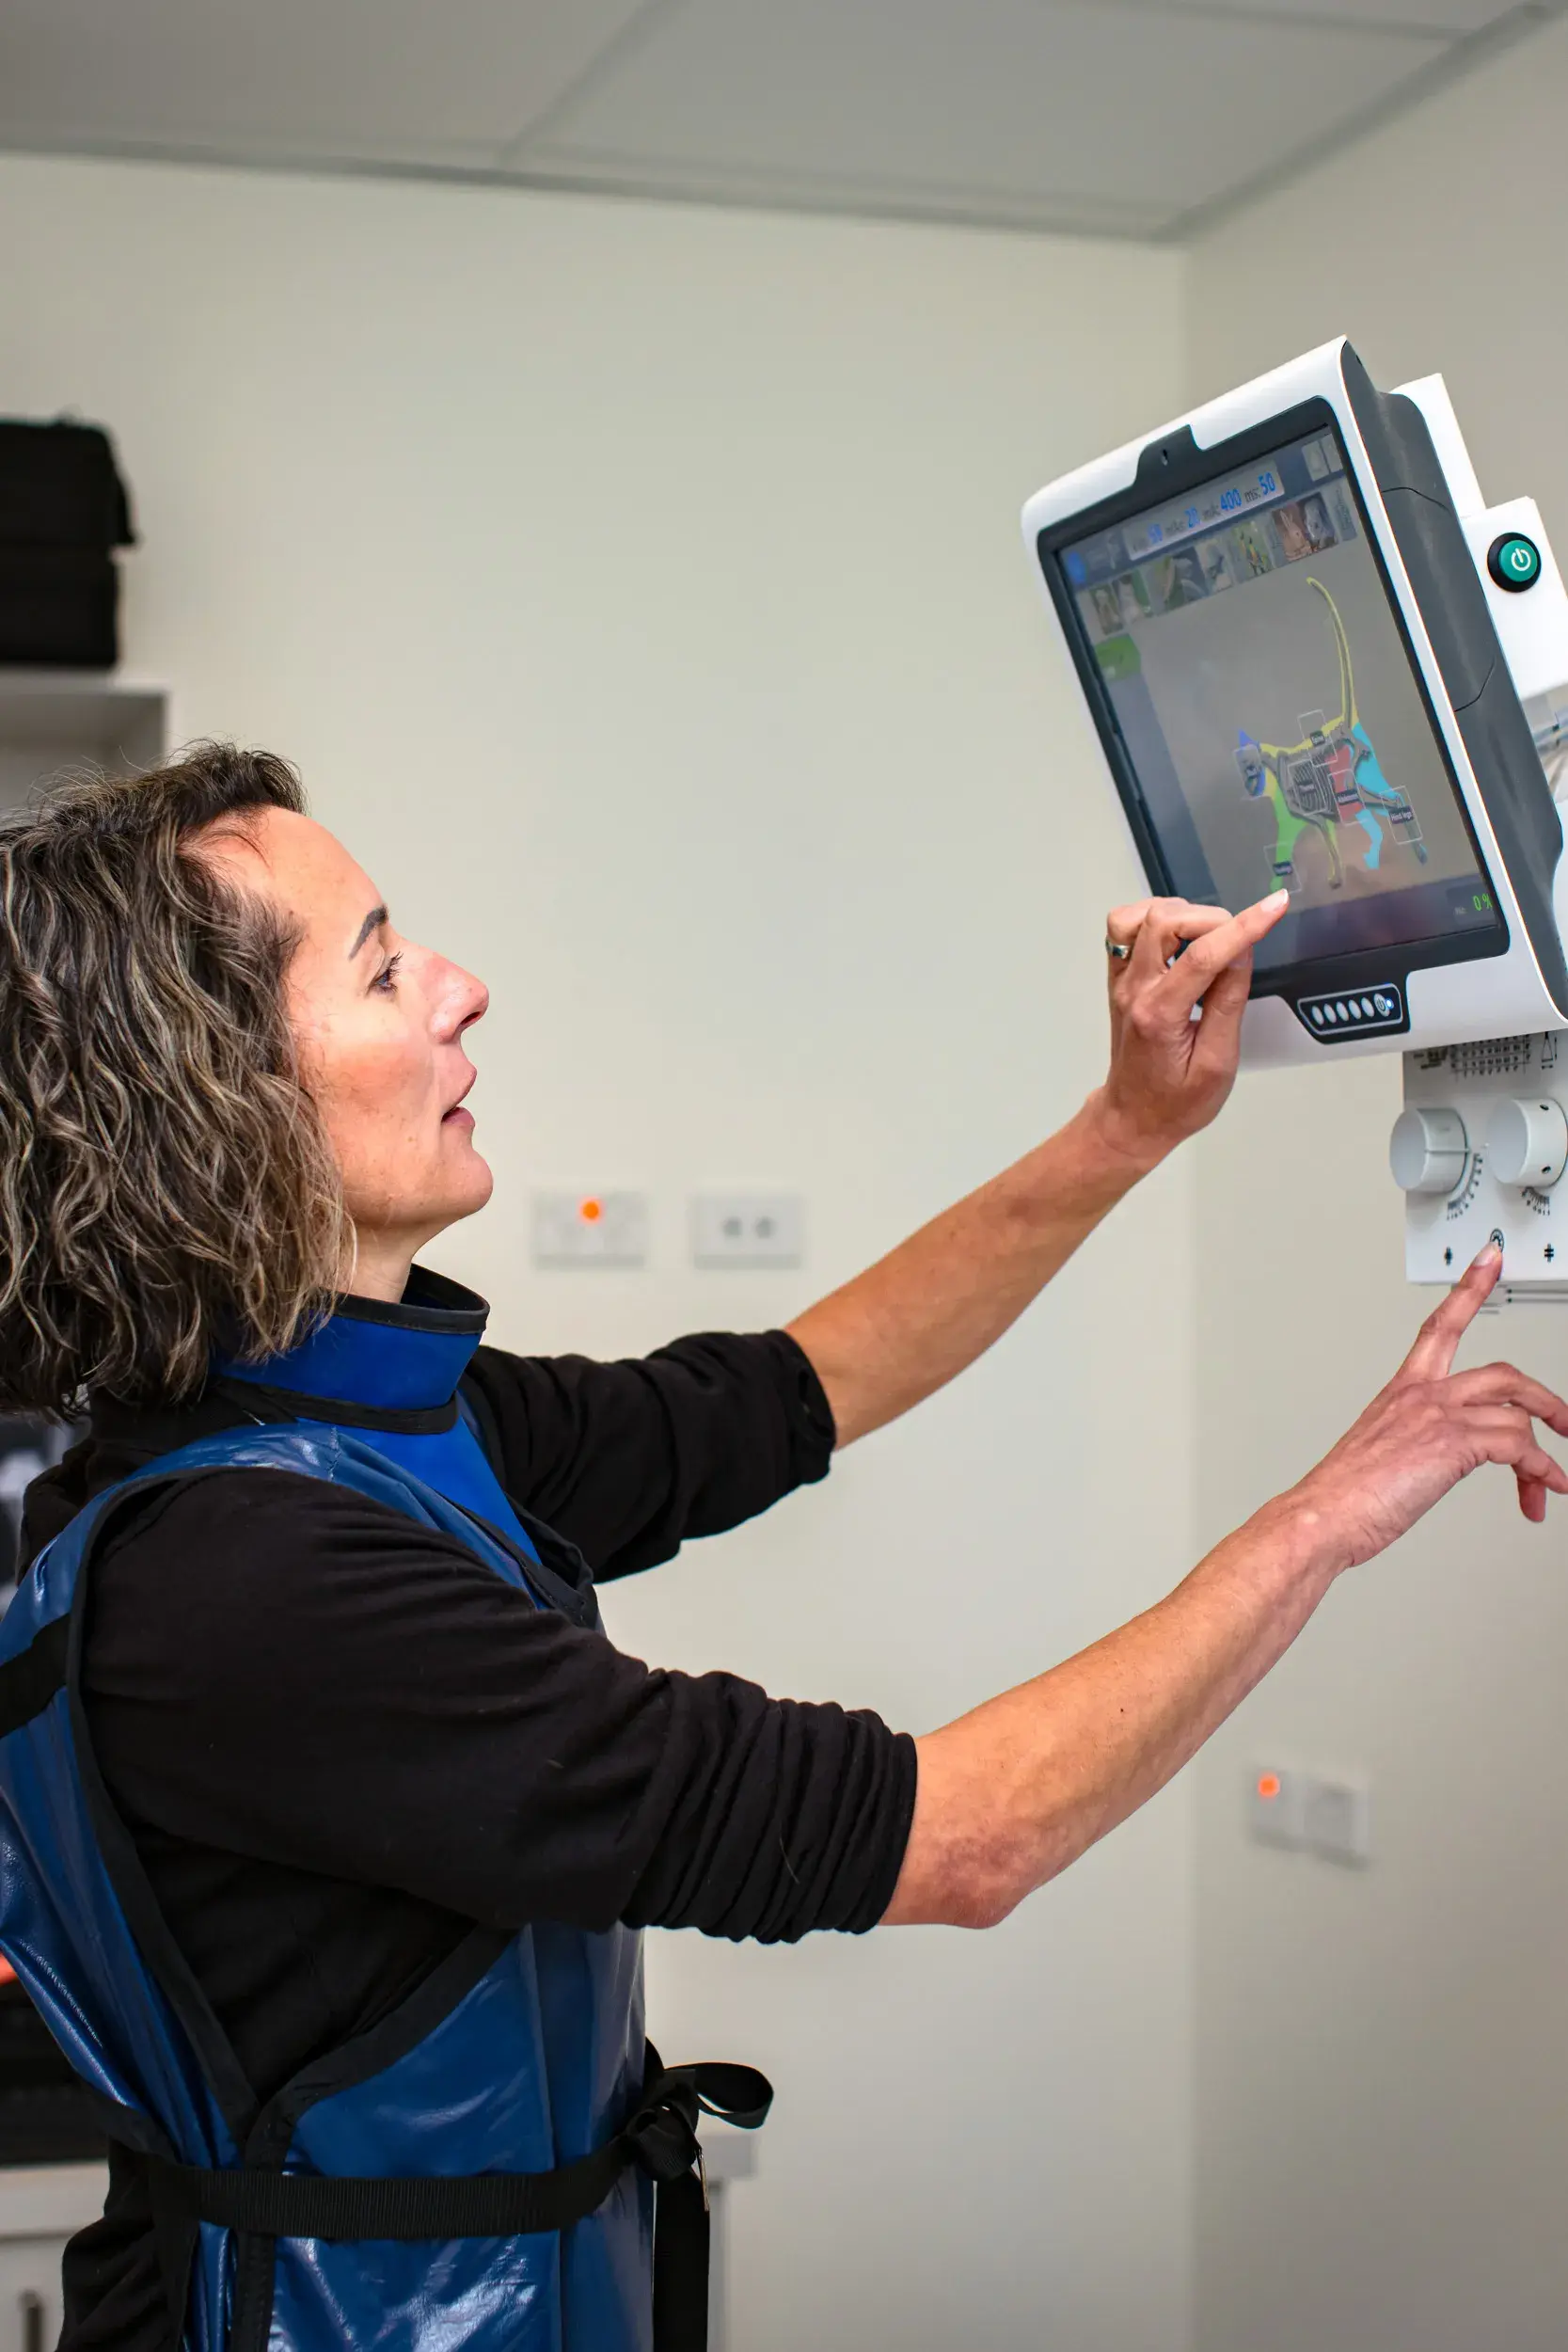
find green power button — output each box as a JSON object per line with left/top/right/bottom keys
{"left": 1488, "top": 532, "right": 1543, "bottom": 591}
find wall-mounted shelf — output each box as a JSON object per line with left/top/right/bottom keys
{"left": 0, "top": 671, "right": 168, "bottom": 803}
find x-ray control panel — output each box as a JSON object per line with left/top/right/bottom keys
{"left": 1023, "top": 337, "right": 1568, "bottom": 1297}
{"left": 1395, "top": 1032, "right": 1568, "bottom": 1297}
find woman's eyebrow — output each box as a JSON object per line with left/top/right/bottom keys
{"left": 348, "top": 905, "right": 388, "bottom": 960}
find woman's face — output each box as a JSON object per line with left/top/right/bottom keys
{"left": 199, "top": 807, "right": 491, "bottom": 1296}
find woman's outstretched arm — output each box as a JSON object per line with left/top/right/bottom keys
{"left": 882, "top": 1248, "right": 1567, "bottom": 1926}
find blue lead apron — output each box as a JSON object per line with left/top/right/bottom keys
{"left": 0, "top": 1365, "right": 767, "bottom": 2352}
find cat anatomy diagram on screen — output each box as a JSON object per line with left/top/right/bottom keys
{"left": 1234, "top": 576, "right": 1428, "bottom": 902}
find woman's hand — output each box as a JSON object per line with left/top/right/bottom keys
{"left": 884, "top": 1244, "right": 1568, "bottom": 1931}
{"left": 1280, "top": 1243, "right": 1568, "bottom": 1570}
{"left": 786, "top": 889, "right": 1289, "bottom": 1445}
{"left": 1088, "top": 888, "right": 1289, "bottom": 1169}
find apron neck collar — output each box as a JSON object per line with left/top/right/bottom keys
{"left": 212, "top": 1267, "right": 488, "bottom": 1415}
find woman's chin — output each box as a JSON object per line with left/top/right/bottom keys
{"left": 436, "top": 1136, "right": 495, "bottom": 1222}
{"left": 457, "top": 1155, "right": 495, "bottom": 1218}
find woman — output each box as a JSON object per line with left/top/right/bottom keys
{"left": 0, "top": 743, "right": 1560, "bottom": 2352}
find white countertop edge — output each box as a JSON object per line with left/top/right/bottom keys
{"left": 0, "top": 2162, "right": 107, "bottom": 2238}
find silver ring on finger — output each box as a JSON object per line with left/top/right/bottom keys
{"left": 1105, "top": 938, "right": 1132, "bottom": 961}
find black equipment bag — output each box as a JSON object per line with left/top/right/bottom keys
{"left": 0, "top": 420, "right": 135, "bottom": 669}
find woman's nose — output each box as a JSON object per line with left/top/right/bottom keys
{"left": 446, "top": 961, "right": 488, "bottom": 1038}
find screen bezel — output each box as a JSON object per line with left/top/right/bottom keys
{"left": 1037, "top": 394, "right": 1510, "bottom": 1003}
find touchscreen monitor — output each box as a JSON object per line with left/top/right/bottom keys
{"left": 1053, "top": 423, "right": 1506, "bottom": 979}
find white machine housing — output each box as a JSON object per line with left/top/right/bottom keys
{"left": 1023, "top": 338, "right": 1568, "bottom": 1071}
{"left": 1396, "top": 1032, "right": 1568, "bottom": 1298}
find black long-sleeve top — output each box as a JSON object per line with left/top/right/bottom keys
{"left": 18, "top": 1325, "right": 917, "bottom": 2352}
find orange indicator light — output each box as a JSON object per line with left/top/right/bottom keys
{"left": 578, "top": 1198, "right": 604, "bottom": 1224}
{"left": 1257, "top": 1772, "right": 1281, "bottom": 1803}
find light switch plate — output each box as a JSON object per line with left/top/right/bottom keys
{"left": 691, "top": 1194, "right": 803, "bottom": 1269}
{"left": 532, "top": 1191, "right": 648, "bottom": 1268}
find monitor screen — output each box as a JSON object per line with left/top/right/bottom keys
{"left": 1057, "top": 425, "right": 1505, "bottom": 977}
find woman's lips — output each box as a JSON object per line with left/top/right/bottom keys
{"left": 442, "top": 1105, "right": 475, "bottom": 1130}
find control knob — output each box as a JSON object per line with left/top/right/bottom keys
{"left": 1485, "top": 1095, "right": 1568, "bottom": 1189}
{"left": 1389, "top": 1105, "right": 1468, "bottom": 1197}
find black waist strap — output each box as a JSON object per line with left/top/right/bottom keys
{"left": 141, "top": 2058, "right": 770, "bottom": 2352}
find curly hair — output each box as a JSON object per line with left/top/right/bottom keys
{"left": 0, "top": 743, "right": 350, "bottom": 1414}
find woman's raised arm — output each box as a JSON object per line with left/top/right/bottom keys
{"left": 882, "top": 1245, "right": 1566, "bottom": 1927}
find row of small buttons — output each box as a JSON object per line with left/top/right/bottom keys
{"left": 1302, "top": 987, "right": 1402, "bottom": 1031}
{"left": 1294, "top": 984, "right": 1404, "bottom": 1040}
{"left": 1311, "top": 995, "right": 1382, "bottom": 1028}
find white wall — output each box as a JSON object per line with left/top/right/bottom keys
{"left": 1186, "top": 23, "right": 1568, "bottom": 2351}
{"left": 0, "top": 156, "right": 1194, "bottom": 2348}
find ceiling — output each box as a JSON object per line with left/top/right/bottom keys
{"left": 0, "top": 0, "right": 1561, "bottom": 242}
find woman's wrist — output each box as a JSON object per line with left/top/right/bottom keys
{"left": 1073, "top": 1088, "right": 1174, "bottom": 1187}
{"left": 1225, "top": 1486, "right": 1354, "bottom": 1600}
{"left": 965, "top": 1101, "right": 1158, "bottom": 1248}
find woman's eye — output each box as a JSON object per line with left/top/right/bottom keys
{"left": 372, "top": 952, "right": 404, "bottom": 994}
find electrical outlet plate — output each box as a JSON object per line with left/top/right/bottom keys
{"left": 531, "top": 1191, "right": 648, "bottom": 1269}
{"left": 1302, "top": 1778, "right": 1371, "bottom": 1867}
{"left": 690, "top": 1193, "right": 803, "bottom": 1269}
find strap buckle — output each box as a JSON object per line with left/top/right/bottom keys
{"left": 624, "top": 2076, "right": 703, "bottom": 2185}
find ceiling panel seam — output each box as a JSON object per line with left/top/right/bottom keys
{"left": 1161, "top": 0, "right": 1568, "bottom": 240}
{"left": 1053, "top": 0, "right": 1451, "bottom": 39}
{"left": 492, "top": 0, "right": 692, "bottom": 168}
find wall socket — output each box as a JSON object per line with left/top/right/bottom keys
{"left": 1301, "top": 1777, "right": 1370, "bottom": 1867}
{"left": 531, "top": 1191, "right": 648, "bottom": 1268}
{"left": 690, "top": 1194, "right": 803, "bottom": 1269}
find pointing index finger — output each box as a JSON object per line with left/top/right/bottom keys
{"left": 1156, "top": 889, "right": 1290, "bottom": 1016}
{"left": 1400, "top": 1243, "right": 1502, "bottom": 1381}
